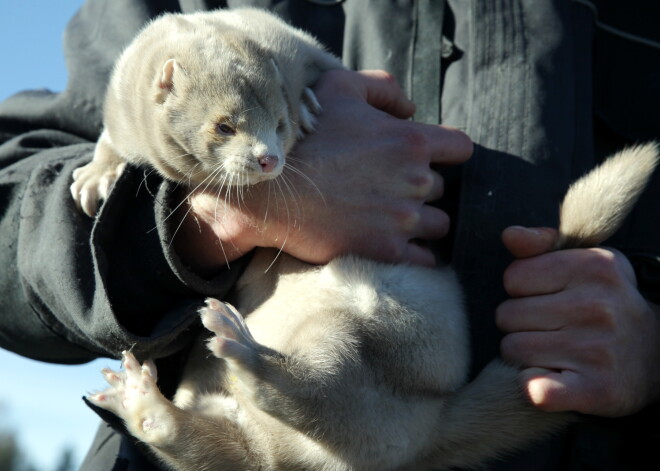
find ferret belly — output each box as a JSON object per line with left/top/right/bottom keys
{"left": 240, "top": 254, "right": 470, "bottom": 393}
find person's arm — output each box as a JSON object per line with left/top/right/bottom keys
{"left": 0, "top": 3, "right": 473, "bottom": 365}
{"left": 0, "top": 0, "right": 244, "bottom": 364}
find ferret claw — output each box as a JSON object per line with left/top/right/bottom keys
{"left": 298, "top": 87, "right": 323, "bottom": 135}
{"left": 87, "top": 352, "right": 175, "bottom": 445}
{"left": 200, "top": 298, "right": 260, "bottom": 366}
{"left": 70, "top": 161, "right": 126, "bottom": 217}
{"left": 87, "top": 351, "right": 159, "bottom": 415}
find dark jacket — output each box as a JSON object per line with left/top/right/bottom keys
{"left": 0, "top": 0, "right": 658, "bottom": 469}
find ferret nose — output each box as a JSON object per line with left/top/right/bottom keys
{"left": 258, "top": 154, "right": 279, "bottom": 173}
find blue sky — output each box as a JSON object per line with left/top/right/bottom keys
{"left": 0, "top": 2, "right": 121, "bottom": 469}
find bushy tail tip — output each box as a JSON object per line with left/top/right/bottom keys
{"left": 556, "top": 142, "right": 659, "bottom": 250}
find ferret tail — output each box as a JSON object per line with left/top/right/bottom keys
{"left": 413, "top": 145, "right": 659, "bottom": 470}
{"left": 556, "top": 142, "right": 659, "bottom": 249}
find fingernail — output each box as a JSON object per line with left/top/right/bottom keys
{"left": 509, "top": 225, "right": 541, "bottom": 235}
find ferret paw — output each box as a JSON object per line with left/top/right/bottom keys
{"left": 87, "top": 351, "right": 175, "bottom": 445}
{"left": 201, "top": 299, "right": 302, "bottom": 416}
{"left": 298, "top": 87, "right": 322, "bottom": 136}
{"left": 200, "top": 299, "right": 261, "bottom": 368}
{"left": 70, "top": 160, "right": 126, "bottom": 217}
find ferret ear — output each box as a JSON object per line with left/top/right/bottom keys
{"left": 155, "top": 58, "right": 177, "bottom": 104}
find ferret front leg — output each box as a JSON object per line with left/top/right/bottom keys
{"left": 70, "top": 129, "right": 126, "bottom": 217}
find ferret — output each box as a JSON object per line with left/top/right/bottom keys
{"left": 70, "top": 7, "right": 341, "bottom": 217}
{"left": 71, "top": 7, "right": 659, "bottom": 471}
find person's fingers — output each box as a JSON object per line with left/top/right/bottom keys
{"left": 500, "top": 330, "right": 586, "bottom": 372}
{"left": 315, "top": 69, "right": 416, "bottom": 118}
{"left": 496, "top": 293, "right": 571, "bottom": 333}
{"left": 315, "top": 69, "right": 473, "bottom": 169}
{"left": 497, "top": 283, "right": 625, "bottom": 334}
{"left": 502, "top": 226, "right": 558, "bottom": 258}
{"left": 520, "top": 369, "right": 578, "bottom": 412}
{"left": 425, "top": 124, "right": 473, "bottom": 166}
{"left": 414, "top": 205, "right": 450, "bottom": 241}
{"left": 503, "top": 247, "right": 623, "bottom": 298}
{"left": 521, "top": 369, "right": 609, "bottom": 414}
{"left": 425, "top": 169, "right": 444, "bottom": 201}
{"left": 503, "top": 253, "right": 570, "bottom": 298}
{"left": 402, "top": 242, "right": 437, "bottom": 268}
{"left": 406, "top": 169, "right": 444, "bottom": 201}
{"left": 353, "top": 69, "right": 417, "bottom": 118}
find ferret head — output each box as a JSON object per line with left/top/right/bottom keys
{"left": 153, "top": 41, "right": 296, "bottom": 188}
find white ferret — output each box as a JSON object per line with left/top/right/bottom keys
{"left": 72, "top": 8, "right": 659, "bottom": 471}
{"left": 70, "top": 7, "right": 341, "bottom": 216}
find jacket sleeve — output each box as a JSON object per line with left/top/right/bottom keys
{"left": 0, "top": 0, "right": 248, "bottom": 364}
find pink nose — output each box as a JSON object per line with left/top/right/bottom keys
{"left": 258, "top": 154, "right": 279, "bottom": 173}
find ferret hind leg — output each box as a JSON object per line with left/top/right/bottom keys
{"left": 199, "top": 298, "right": 337, "bottom": 435}
{"left": 412, "top": 361, "right": 572, "bottom": 470}
{"left": 87, "top": 351, "right": 255, "bottom": 471}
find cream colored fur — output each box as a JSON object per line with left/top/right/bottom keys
{"left": 77, "top": 8, "right": 659, "bottom": 471}
{"left": 557, "top": 143, "right": 659, "bottom": 248}
{"left": 70, "top": 7, "right": 341, "bottom": 217}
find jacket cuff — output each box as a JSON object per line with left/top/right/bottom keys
{"left": 624, "top": 251, "right": 660, "bottom": 305}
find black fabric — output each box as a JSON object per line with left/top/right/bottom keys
{"left": 0, "top": 0, "right": 658, "bottom": 469}
{"left": 0, "top": 1, "right": 252, "bottom": 365}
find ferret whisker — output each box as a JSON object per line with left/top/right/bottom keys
{"left": 285, "top": 163, "right": 326, "bottom": 207}
{"left": 238, "top": 106, "right": 258, "bottom": 119}
{"left": 262, "top": 178, "right": 292, "bottom": 274}
{"left": 232, "top": 175, "right": 241, "bottom": 211}
{"left": 167, "top": 202, "right": 195, "bottom": 249}
{"left": 136, "top": 166, "right": 160, "bottom": 197}
{"left": 279, "top": 173, "right": 303, "bottom": 228}
{"left": 238, "top": 176, "right": 251, "bottom": 214}
{"left": 158, "top": 165, "right": 224, "bottom": 235}
{"left": 285, "top": 154, "right": 318, "bottom": 170}
{"left": 199, "top": 166, "right": 223, "bottom": 196}
{"left": 262, "top": 238, "right": 286, "bottom": 273}
{"left": 212, "top": 167, "right": 234, "bottom": 207}
{"left": 240, "top": 175, "right": 247, "bottom": 208}
{"left": 274, "top": 176, "right": 293, "bottom": 237}
{"left": 184, "top": 161, "right": 204, "bottom": 186}
{"left": 215, "top": 168, "right": 233, "bottom": 222}
{"left": 262, "top": 180, "right": 273, "bottom": 225}
{"left": 224, "top": 173, "right": 233, "bottom": 211}
{"left": 162, "top": 168, "right": 225, "bottom": 244}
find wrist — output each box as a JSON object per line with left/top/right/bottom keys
{"left": 171, "top": 190, "right": 257, "bottom": 276}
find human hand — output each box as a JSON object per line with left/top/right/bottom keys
{"left": 176, "top": 69, "right": 472, "bottom": 270}
{"left": 496, "top": 226, "right": 660, "bottom": 417}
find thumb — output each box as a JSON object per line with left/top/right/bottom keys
{"left": 502, "top": 226, "right": 558, "bottom": 259}
{"left": 520, "top": 368, "right": 591, "bottom": 413}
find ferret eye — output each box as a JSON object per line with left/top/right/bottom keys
{"left": 277, "top": 119, "right": 286, "bottom": 133}
{"left": 216, "top": 123, "right": 236, "bottom": 136}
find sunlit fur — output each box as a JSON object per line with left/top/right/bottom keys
{"left": 88, "top": 143, "right": 657, "bottom": 470}
{"left": 70, "top": 7, "right": 342, "bottom": 217}
{"left": 557, "top": 143, "right": 659, "bottom": 249}
{"left": 79, "top": 8, "right": 659, "bottom": 471}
